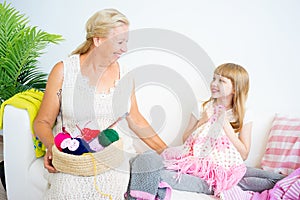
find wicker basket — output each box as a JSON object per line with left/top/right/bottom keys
{"left": 52, "top": 139, "right": 124, "bottom": 176}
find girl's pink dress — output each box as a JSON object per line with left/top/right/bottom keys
{"left": 161, "top": 102, "right": 247, "bottom": 196}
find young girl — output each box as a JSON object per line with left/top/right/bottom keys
{"left": 126, "top": 63, "right": 252, "bottom": 198}
{"left": 126, "top": 63, "right": 284, "bottom": 199}
{"left": 161, "top": 63, "right": 252, "bottom": 196}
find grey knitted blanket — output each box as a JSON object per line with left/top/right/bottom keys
{"left": 125, "top": 150, "right": 172, "bottom": 200}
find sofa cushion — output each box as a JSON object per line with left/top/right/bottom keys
{"left": 261, "top": 114, "right": 300, "bottom": 175}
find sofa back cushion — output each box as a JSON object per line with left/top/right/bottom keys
{"left": 261, "top": 114, "right": 300, "bottom": 175}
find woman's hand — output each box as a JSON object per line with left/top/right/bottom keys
{"left": 44, "top": 146, "right": 57, "bottom": 173}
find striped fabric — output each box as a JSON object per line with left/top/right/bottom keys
{"left": 221, "top": 168, "right": 300, "bottom": 200}
{"left": 220, "top": 186, "right": 254, "bottom": 200}
{"left": 261, "top": 114, "right": 300, "bottom": 175}
{"left": 271, "top": 168, "right": 300, "bottom": 200}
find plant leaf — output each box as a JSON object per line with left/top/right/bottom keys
{"left": 0, "top": 1, "right": 64, "bottom": 103}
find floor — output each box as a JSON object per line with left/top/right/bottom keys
{"left": 0, "top": 136, "right": 8, "bottom": 200}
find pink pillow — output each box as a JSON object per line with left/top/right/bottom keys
{"left": 261, "top": 114, "right": 300, "bottom": 175}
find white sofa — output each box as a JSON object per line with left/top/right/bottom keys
{"left": 2, "top": 105, "right": 275, "bottom": 200}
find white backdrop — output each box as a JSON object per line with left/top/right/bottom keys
{"left": 5, "top": 0, "right": 300, "bottom": 116}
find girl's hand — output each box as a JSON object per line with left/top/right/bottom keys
{"left": 208, "top": 104, "right": 226, "bottom": 123}
{"left": 44, "top": 146, "right": 57, "bottom": 173}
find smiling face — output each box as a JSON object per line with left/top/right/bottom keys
{"left": 109, "top": 25, "right": 129, "bottom": 60}
{"left": 210, "top": 73, "right": 234, "bottom": 104}
{"left": 94, "top": 24, "right": 129, "bottom": 64}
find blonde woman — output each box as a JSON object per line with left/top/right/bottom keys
{"left": 34, "top": 9, "right": 166, "bottom": 199}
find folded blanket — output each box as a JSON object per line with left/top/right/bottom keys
{"left": 125, "top": 150, "right": 172, "bottom": 200}
{"left": 0, "top": 89, "right": 45, "bottom": 157}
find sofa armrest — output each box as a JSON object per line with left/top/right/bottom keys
{"left": 3, "top": 105, "right": 38, "bottom": 200}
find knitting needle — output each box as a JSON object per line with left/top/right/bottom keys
{"left": 103, "top": 112, "right": 129, "bottom": 131}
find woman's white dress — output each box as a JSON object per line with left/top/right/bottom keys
{"left": 44, "top": 55, "right": 135, "bottom": 200}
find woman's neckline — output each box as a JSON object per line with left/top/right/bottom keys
{"left": 76, "top": 54, "right": 121, "bottom": 96}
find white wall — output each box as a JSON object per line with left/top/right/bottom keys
{"left": 6, "top": 0, "right": 300, "bottom": 117}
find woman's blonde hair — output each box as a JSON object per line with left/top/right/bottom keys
{"left": 204, "top": 63, "right": 249, "bottom": 132}
{"left": 71, "top": 8, "right": 129, "bottom": 55}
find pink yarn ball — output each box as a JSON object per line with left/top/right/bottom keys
{"left": 54, "top": 132, "right": 71, "bottom": 151}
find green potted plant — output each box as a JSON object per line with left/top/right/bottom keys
{"left": 0, "top": 1, "right": 63, "bottom": 103}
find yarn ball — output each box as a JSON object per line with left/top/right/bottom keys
{"left": 61, "top": 138, "right": 92, "bottom": 155}
{"left": 81, "top": 128, "right": 100, "bottom": 143}
{"left": 88, "top": 138, "right": 105, "bottom": 152}
{"left": 54, "top": 132, "right": 71, "bottom": 151}
{"left": 98, "top": 129, "right": 119, "bottom": 147}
